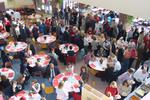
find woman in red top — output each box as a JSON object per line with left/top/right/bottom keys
{"left": 129, "top": 42, "right": 137, "bottom": 68}
{"left": 105, "top": 81, "right": 120, "bottom": 98}
{"left": 4, "top": 17, "right": 11, "bottom": 32}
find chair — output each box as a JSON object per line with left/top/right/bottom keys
{"left": 41, "top": 44, "right": 47, "bottom": 49}
{"left": 41, "top": 83, "right": 54, "bottom": 94}
{"left": 66, "top": 54, "right": 77, "bottom": 64}
{"left": 72, "top": 92, "right": 81, "bottom": 100}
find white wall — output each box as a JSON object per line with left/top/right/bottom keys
{"left": 2, "top": 0, "right": 34, "bottom": 8}
{"left": 75, "top": 0, "right": 150, "bottom": 20}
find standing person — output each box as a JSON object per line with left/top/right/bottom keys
{"left": 64, "top": 8, "right": 69, "bottom": 25}
{"left": 118, "top": 80, "right": 132, "bottom": 100}
{"left": 132, "top": 64, "right": 149, "bottom": 91}
{"left": 80, "top": 66, "right": 89, "bottom": 83}
{"left": 127, "top": 27, "right": 134, "bottom": 42}
{"left": 4, "top": 17, "right": 11, "bottom": 32}
{"left": 39, "top": 20, "right": 47, "bottom": 35}
{"left": 32, "top": 23, "right": 39, "bottom": 40}
{"left": 56, "top": 81, "right": 69, "bottom": 100}
{"left": 78, "top": 14, "right": 83, "bottom": 30}
{"left": 45, "top": 17, "right": 51, "bottom": 33}
{"left": 45, "top": 63, "right": 60, "bottom": 83}
{"left": 122, "top": 47, "right": 131, "bottom": 72}
{"left": 31, "top": 80, "right": 41, "bottom": 93}
{"left": 129, "top": 42, "right": 137, "bottom": 68}
{"left": 132, "top": 28, "right": 139, "bottom": 45}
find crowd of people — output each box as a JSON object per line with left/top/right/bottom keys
{"left": 0, "top": 5, "right": 150, "bottom": 100}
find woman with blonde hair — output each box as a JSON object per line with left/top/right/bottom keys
{"left": 105, "top": 81, "right": 120, "bottom": 99}
{"left": 56, "top": 81, "right": 69, "bottom": 100}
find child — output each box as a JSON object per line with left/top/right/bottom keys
{"left": 80, "top": 66, "right": 89, "bottom": 83}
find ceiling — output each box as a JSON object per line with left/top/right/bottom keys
{"left": 75, "top": 0, "right": 150, "bottom": 20}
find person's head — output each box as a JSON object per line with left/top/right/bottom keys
{"left": 65, "top": 27, "right": 68, "bottom": 31}
{"left": 122, "top": 80, "right": 129, "bottom": 87}
{"left": 110, "top": 81, "right": 117, "bottom": 88}
{"left": 58, "top": 81, "right": 64, "bottom": 89}
{"left": 141, "top": 64, "right": 148, "bottom": 73}
{"left": 20, "top": 96, "right": 26, "bottom": 100}
{"left": 31, "top": 80, "right": 38, "bottom": 85}
{"left": 127, "top": 68, "right": 134, "bottom": 75}
{"left": 69, "top": 46, "right": 73, "bottom": 50}
{"left": 81, "top": 66, "right": 87, "bottom": 73}
{"left": 1, "top": 75, "right": 7, "bottom": 81}
{"left": 50, "top": 63, "right": 55, "bottom": 69}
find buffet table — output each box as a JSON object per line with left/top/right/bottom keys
{"left": 125, "top": 78, "right": 150, "bottom": 100}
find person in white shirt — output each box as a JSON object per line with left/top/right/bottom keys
{"left": 132, "top": 64, "right": 149, "bottom": 91}
{"left": 56, "top": 81, "right": 69, "bottom": 100}
{"left": 113, "top": 58, "right": 121, "bottom": 72}
{"left": 31, "top": 80, "right": 41, "bottom": 93}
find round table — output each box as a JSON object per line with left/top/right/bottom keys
{"left": 0, "top": 31, "right": 9, "bottom": 39}
{"left": 53, "top": 72, "right": 82, "bottom": 93}
{"left": 84, "top": 35, "right": 105, "bottom": 43}
{"left": 28, "top": 14, "right": 41, "bottom": 19}
{"left": 59, "top": 43, "right": 79, "bottom": 54}
{"left": 0, "top": 68, "right": 15, "bottom": 81}
{"left": 9, "top": 90, "right": 41, "bottom": 100}
{"left": 27, "top": 53, "right": 50, "bottom": 67}
{"left": 37, "top": 35, "right": 56, "bottom": 44}
{"left": 89, "top": 57, "right": 108, "bottom": 71}
{"left": 6, "top": 41, "right": 27, "bottom": 52}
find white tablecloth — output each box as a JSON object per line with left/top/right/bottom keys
{"left": 0, "top": 68, "right": 15, "bottom": 81}
{"left": 37, "top": 35, "right": 56, "bottom": 44}
{"left": 6, "top": 41, "right": 27, "bottom": 52}
{"left": 27, "top": 53, "right": 50, "bottom": 67}
{"left": 0, "top": 32, "right": 9, "bottom": 39}
{"left": 53, "top": 72, "right": 82, "bottom": 93}
{"left": 9, "top": 90, "right": 41, "bottom": 100}
{"left": 59, "top": 43, "right": 79, "bottom": 54}
{"left": 89, "top": 57, "right": 107, "bottom": 71}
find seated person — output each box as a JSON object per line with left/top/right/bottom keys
{"left": 105, "top": 81, "right": 120, "bottom": 99}
{"left": 117, "top": 68, "right": 134, "bottom": 85}
{"left": 67, "top": 46, "right": 75, "bottom": 56}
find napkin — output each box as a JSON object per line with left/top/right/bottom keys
{"left": 15, "top": 91, "right": 26, "bottom": 97}
{"left": 8, "top": 72, "right": 14, "bottom": 77}
{"left": 65, "top": 72, "right": 73, "bottom": 76}
{"left": 74, "top": 84, "right": 79, "bottom": 88}
{"left": 2, "top": 68, "right": 8, "bottom": 72}
{"left": 75, "top": 75, "right": 81, "bottom": 81}
{"left": 74, "top": 47, "right": 78, "bottom": 51}
{"left": 53, "top": 80, "right": 59, "bottom": 87}
{"left": 55, "top": 74, "right": 63, "bottom": 79}
{"left": 90, "top": 64, "right": 96, "bottom": 68}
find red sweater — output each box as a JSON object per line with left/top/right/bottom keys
{"left": 105, "top": 86, "right": 118, "bottom": 96}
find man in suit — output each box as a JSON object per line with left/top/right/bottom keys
{"left": 45, "top": 63, "right": 60, "bottom": 84}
